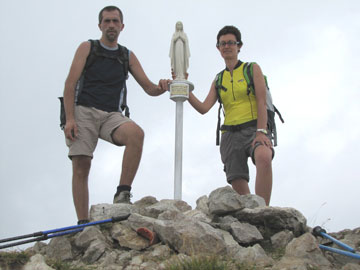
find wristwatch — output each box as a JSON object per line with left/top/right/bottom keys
{"left": 256, "top": 128, "right": 268, "bottom": 135}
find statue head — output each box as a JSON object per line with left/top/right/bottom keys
{"left": 175, "top": 21, "right": 183, "bottom": 32}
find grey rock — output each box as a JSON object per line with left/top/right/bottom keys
{"left": 82, "top": 239, "right": 107, "bottom": 264}
{"left": 158, "top": 209, "right": 186, "bottom": 220}
{"left": 271, "top": 230, "right": 294, "bottom": 249}
{"left": 144, "top": 199, "right": 192, "bottom": 218}
{"left": 272, "top": 257, "right": 325, "bottom": 270}
{"left": 208, "top": 186, "right": 265, "bottom": 215}
{"left": 23, "top": 254, "right": 55, "bottom": 270}
{"left": 46, "top": 236, "right": 73, "bottom": 261}
{"left": 90, "top": 203, "right": 132, "bottom": 221}
{"left": 217, "top": 229, "right": 242, "bottom": 256}
{"left": 195, "top": 195, "right": 210, "bottom": 215}
{"left": 154, "top": 218, "right": 227, "bottom": 255}
{"left": 342, "top": 263, "right": 360, "bottom": 270}
{"left": 233, "top": 244, "right": 274, "bottom": 267}
{"left": 217, "top": 215, "right": 239, "bottom": 231}
{"left": 128, "top": 212, "right": 157, "bottom": 231}
{"left": 285, "top": 233, "right": 332, "bottom": 267}
{"left": 133, "top": 196, "right": 158, "bottom": 216}
{"left": 208, "top": 186, "right": 245, "bottom": 215}
{"left": 183, "top": 209, "right": 211, "bottom": 223}
{"left": 74, "top": 226, "right": 106, "bottom": 249}
{"left": 230, "top": 221, "right": 264, "bottom": 245}
{"left": 111, "top": 223, "right": 148, "bottom": 250}
{"left": 235, "top": 206, "right": 307, "bottom": 238}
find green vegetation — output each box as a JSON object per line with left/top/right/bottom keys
{"left": 0, "top": 251, "right": 92, "bottom": 270}
{"left": 267, "top": 247, "right": 286, "bottom": 261}
{"left": 165, "top": 255, "right": 258, "bottom": 270}
{"left": 0, "top": 251, "right": 260, "bottom": 270}
{"left": 0, "top": 250, "right": 31, "bottom": 269}
{"left": 46, "top": 259, "right": 93, "bottom": 270}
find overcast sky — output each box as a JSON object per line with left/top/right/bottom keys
{"left": 1, "top": 0, "right": 359, "bottom": 249}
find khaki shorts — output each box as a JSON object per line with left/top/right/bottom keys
{"left": 66, "top": 105, "right": 132, "bottom": 159}
{"left": 220, "top": 125, "right": 274, "bottom": 183}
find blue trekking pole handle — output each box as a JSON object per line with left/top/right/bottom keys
{"left": 313, "top": 226, "right": 356, "bottom": 253}
{"left": 319, "top": 245, "right": 360, "bottom": 260}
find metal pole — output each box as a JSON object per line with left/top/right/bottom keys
{"left": 169, "top": 80, "right": 193, "bottom": 200}
{"left": 174, "top": 101, "right": 183, "bottom": 200}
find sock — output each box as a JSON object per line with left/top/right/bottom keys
{"left": 77, "top": 219, "right": 89, "bottom": 225}
{"left": 115, "top": 185, "right": 131, "bottom": 196}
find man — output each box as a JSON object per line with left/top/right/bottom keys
{"left": 63, "top": 6, "right": 170, "bottom": 224}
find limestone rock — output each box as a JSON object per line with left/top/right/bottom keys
{"left": 90, "top": 203, "right": 132, "bottom": 221}
{"left": 111, "top": 223, "right": 148, "bottom": 250}
{"left": 154, "top": 217, "right": 227, "bottom": 255}
{"left": 230, "top": 221, "right": 264, "bottom": 245}
{"left": 208, "top": 186, "right": 265, "bottom": 215}
{"left": 143, "top": 199, "right": 192, "bottom": 218}
{"left": 285, "top": 233, "right": 332, "bottom": 267}
{"left": 46, "top": 236, "right": 73, "bottom": 261}
{"left": 74, "top": 226, "right": 106, "bottom": 249}
{"left": 23, "top": 254, "right": 55, "bottom": 270}
{"left": 234, "top": 206, "right": 307, "bottom": 238}
{"left": 271, "top": 230, "right": 294, "bottom": 249}
{"left": 233, "top": 244, "right": 274, "bottom": 267}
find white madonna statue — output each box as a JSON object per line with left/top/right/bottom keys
{"left": 169, "top": 21, "right": 190, "bottom": 80}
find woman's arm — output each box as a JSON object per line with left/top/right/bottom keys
{"left": 188, "top": 80, "right": 218, "bottom": 114}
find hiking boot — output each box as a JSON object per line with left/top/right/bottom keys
{"left": 113, "top": 190, "right": 132, "bottom": 204}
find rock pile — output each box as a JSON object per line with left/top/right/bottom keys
{"left": 6, "top": 186, "right": 360, "bottom": 270}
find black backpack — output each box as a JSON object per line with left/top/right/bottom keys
{"left": 214, "top": 62, "right": 284, "bottom": 146}
{"left": 59, "top": 39, "right": 130, "bottom": 130}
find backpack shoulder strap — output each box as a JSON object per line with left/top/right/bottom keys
{"left": 117, "top": 44, "right": 130, "bottom": 117}
{"left": 84, "top": 39, "right": 98, "bottom": 70}
{"left": 214, "top": 69, "right": 226, "bottom": 102}
{"left": 243, "top": 62, "right": 256, "bottom": 95}
{"left": 215, "top": 69, "right": 226, "bottom": 146}
{"left": 117, "top": 44, "right": 129, "bottom": 79}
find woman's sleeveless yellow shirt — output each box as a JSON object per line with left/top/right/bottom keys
{"left": 219, "top": 62, "right": 258, "bottom": 126}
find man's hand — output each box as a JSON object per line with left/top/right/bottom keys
{"left": 64, "top": 119, "right": 78, "bottom": 141}
{"left": 158, "top": 79, "right": 171, "bottom": 92}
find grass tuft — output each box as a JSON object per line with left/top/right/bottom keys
{"left": 0, "top": 250, "right": 31, "bottom": 268}
{"left": 165, "top": 255, "right": 258, "bottom": 270}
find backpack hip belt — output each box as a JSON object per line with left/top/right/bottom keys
{"left": 220, "top": 120, "right": 257, "bottom": 132}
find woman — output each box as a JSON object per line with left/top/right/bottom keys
{"left": 188, "top": 25, "right": 274, "bottom": 205}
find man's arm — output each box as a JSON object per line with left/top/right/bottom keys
{"left": 63, "top": 41, "right": 90, "bottom": 141}
{"left": 129, "top": 51, "right": 170, "bottom": 96}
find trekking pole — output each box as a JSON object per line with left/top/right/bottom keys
{"left": 312, "top": 226, "right": 360, "bottom": 260}
{"left": 0, "top": 214, "right": 130, "bottom": 250}
{"left": 0, "top": 228, "right": 84, "bottom": 250}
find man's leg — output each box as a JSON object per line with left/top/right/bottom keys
{"left": 253, "top": 145, "right": 273, "bottom": 205}
{"left": 231, "top": 178, "right": 251, "bottom": 195}
{"left": 72, "top": 155, "right": 92, "bottom": 221}
{"left": 112, "top": 122, "right": 144, "bottom": 187}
